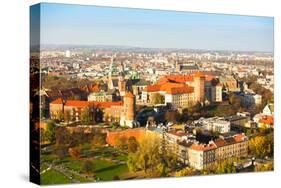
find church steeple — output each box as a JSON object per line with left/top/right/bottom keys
{"left": 108, "top": 54, "right": 117, "bottom": 90}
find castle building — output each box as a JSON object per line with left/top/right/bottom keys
{"left": 50, "top": 92, "right": 136, "bottom": 128}
{"left": 142, "top": 72, "right": 222, "bottom": 108}
{"left": 49, "top": 98, "right": 123, "bottom": 123}
{"left": 142, "top": 82, "right": 195, "bottom": 108}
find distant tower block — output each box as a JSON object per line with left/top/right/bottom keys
{"left": 120, "top": 91, "right": 136, "bottom": 128}
{"left": 118, "top": 78, "right": 126, "bottom": 97}
{"left": 194, "top": 72, "right": 205, "bottom": 103}
{"left": 65, "top": 50, "right": 71, "bottom": 58}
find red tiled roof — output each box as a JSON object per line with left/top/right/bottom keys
{"left": 205, "top": 76, "right": 212, "bottom": 82}
{"left": 167, "top": 131, "right": 189, "bottom": 137}
{"left": 50, "top": 98, "right": 64, "bottom": 104}
{"left": 144, "top": 85, "right": 161, "bottom": 92}
{"left": 194, "top": 72, "right": 205, "bottom": 78}
{"left": 144, "top": 82, "right": 193, "bottom": 95}
{"left": 214, "top": 138, "right": 226, "bottom": 147}
{"left": 259, "top": 115, "right": 274, "bottom": 125}
{"left": 233, "top": 133, "right": 247, "bottom": 142}
{"left": 80, "top": 84, "right": 100, "bottom": 93}
{"left": 166, "top": 85, "right": 194, "bottom": 94}
{"left": 157, "top": 73, "right": 212, "bottom": 85}
{"left": 157, "top": 75, "right": 194, "bottom": 84}
{"left": 214, "top": 134, "right": 248, "bottom": 146}
{"left": 65, "top": 100, "right": 91, "bottom": 107}
{"left": 190, "top": 143, "right": 217, "bottom": 151}
{"left": 91, "top": 101, "right": 123, "bottom": 108}
{"left": 160, "top": 82, "right": 185, "bottom": 90}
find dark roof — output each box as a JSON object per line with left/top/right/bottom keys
{"left": 180, "top": 65, "right": 199, "bottom": 70}
{"left": 107, "top": 88, "right": 117, "bottom": 95}
{"left": 214, "top": 139, "right": 225, "bottom": 147}
{"left": 112, "top": 79, "right": 118, "bottom": 87}
{"left": 224, "top": 137, "right": 236, "bottom": 145}
{"left": 225, "top": 115, "right": 248, "bottom": 122}
{"left": 178, "top": 141, "right": 193, "bottom": 147}
{"left": 133, "top": 79, "right": 150, "bottom": 86}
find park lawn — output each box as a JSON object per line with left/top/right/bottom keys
{"left": 72, "top": 174, "right": 92, "bottom": 183}
{"left": 114, "top": 155, "right": 127, "bottom": 161}
{"left": 40, "top": 146, "right": 130, "bottom": 182}
{"left": 93, "top": 160, "right": 128, "bottom": 181}
{"left": 41, "top": 169, "right": 71, "bottom": 185}
{"left": 40, "top": 153, "right": 57, "bottom": 163}
{"left": 64, "top": 159, "right": 84, "bottom": 171}
{"left": 64, "top": 158, "right": 129, "bottom": 181}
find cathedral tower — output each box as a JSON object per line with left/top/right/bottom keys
{"left": 194, "top": 72, "right": 205, "bottom": 103}
{"left": 118, "top": 62, "right": 126, "bottom": 96}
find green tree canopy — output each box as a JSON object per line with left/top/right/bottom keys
{"left": 81, "top": 160, "right": 95, "bottom": 176}
{"left": 80, "top": 107, "right": 91, "bottom": 124}
{"left": 151, "top": 93, "right": 165, "bottom": 105}
{"left": 127, "top": 134, "right": 177, "bottom": 177}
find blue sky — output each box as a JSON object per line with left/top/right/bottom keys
{"left": 39, "top": 3, "right": 274, "bottom": 52}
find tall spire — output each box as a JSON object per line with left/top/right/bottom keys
{"left": 109, "top": 55, "right": 114, "bottom": 78}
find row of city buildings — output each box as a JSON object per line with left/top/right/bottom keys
{"left": 105, "top": 126, "right": 248, "bottom": 170}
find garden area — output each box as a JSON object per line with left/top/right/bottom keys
{"left": 40, "top": 145, "right": 131, "bottom": 184}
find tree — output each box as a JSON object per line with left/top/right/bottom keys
{"left": 265, "top": 133, "right": 274, "bottom": 157}
{"left": 255, "top": 161, "right": 273, "bottom": 172}
{"left": 112, "top": 175, "right": 120, "bottom": 180}
{"left": 187, "top": 102, "right": 202, "bottom": 119}
{"left": 68, "top": 147, "right": 81, "bottom": 159}
{"left": 214, "top": 105, "right": 235, "bottom": 117}
{"left": 54, "top": 145, "right": 68, "bottom": 157}
{"left": 192, "top": 102, "right": 202, "bottom": 113}
{"left": 127, "top": 136, "right": 139, "bottom": 153}
{"left": 81, "top": 160, "right": 95, "bottom": 176}
{"left": 229, "top": 94, "right": 241, "bottom": 109}
{"left": 209, "top": 158, "right": 239, "bottom": 174}
{"left": 165, "top": 110, "right": 180, "bottom": 123}
{"left": 248, "top": 82, "right": 273, "bottom": 107}
{"left": 40, "top": 128, "right": 46, "bottom": 143}
{"left": 44, "top": 121, "right": 56, "bottom": 143}
{"left": 80, "top": 107, "right": 91, "bottom": 124}
{"left": 175, "top": 168, "right": 195, "bottom": 177}
{"left": 126, "top": 134, "right": 177, "bottom": 177}
{"left": 249, "top": 136, "right": 267, "bottom": 158}
{"left": 64, "top": 110, "right": 71, "bottom": 124}
{"left": 116, "top": 136, "right": 128, "bottom": 151}
{"left": 92, "top": 132, "right": 107, "bottom": 147}
{"left": 180, "top": 108, "right": 189, "bottom": 123}
{"left": 151, "top": 93, "right": 165, "bottom": 105}
{"left": 56, "top": 110, "right": 64, "bottom": 122}
{"left": 55, "top": 127, "right": 71, "bottom": 145}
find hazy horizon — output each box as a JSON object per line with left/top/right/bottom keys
{"left": 35, "top": 3, "right": 274, "bottom": 52}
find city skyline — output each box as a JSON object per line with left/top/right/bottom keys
{"left": 39, "top": 3, "right": 274, "bottom": 52}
